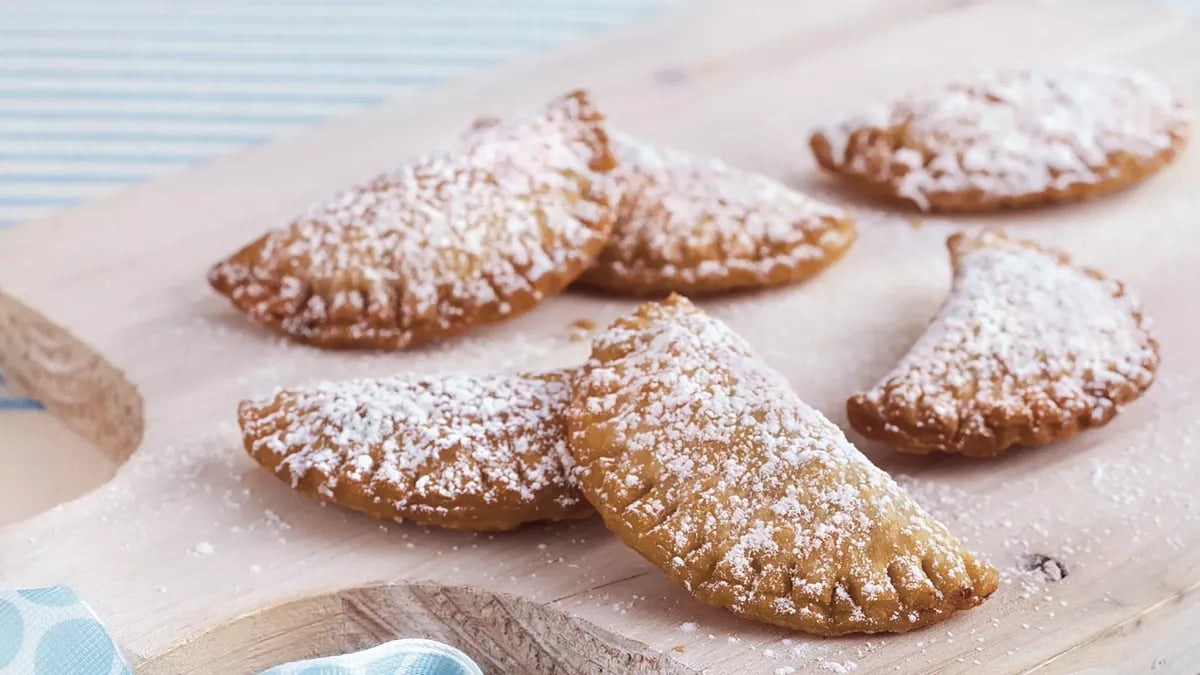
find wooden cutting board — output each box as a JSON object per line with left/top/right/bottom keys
{"left": 2, "top": 0, "right": 1199, "bottom": 672}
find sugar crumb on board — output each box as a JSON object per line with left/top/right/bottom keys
{"left": 568, "top": 317, "right": 597, "bottom": 341}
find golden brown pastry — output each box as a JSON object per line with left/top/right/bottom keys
{"left": 210, "top": 90, "right": 617, "bottom": 350}
{"left": 567, "top": 295, "right": 998, "bottom": 635}
{"left": 848, "top": 231, "right": 1159, "bottom": 458}
{"left": 578, "top": 135, "right": 856, "bottom": 295}
{"left": 810, "top": 67, "right": 1189, "bottom": 211}
{"left": 239, "top": 369, "right": 591, "bottom": 531}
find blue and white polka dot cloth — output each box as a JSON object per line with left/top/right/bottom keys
{"left": 0, "top": 587, "right": 131, "bottom": 675}
{"left": 0, "top": 587, "right": 482, "bottom": 675}
{"left": 259, "top": 640, "right": 483, "bottom": 675}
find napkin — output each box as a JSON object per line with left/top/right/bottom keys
{"left": 0, "top": 587, "right": 482, "bottom": 675}
{"left": 0, "top": 586, "right": 131, "bottom": 675}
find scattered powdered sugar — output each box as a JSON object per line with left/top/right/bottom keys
{"left": 191, "top": 541, "right": 215, "bottom": 556}
{"left": 814, "top": 66, "right": 1189, "bottom": 209}
{"left": 570, "top": 296, "right": 995, "bottom": 634}
{"left": 582, "top": 134, "right": 854, "bottom": 291}
{"left": 209, "top": 90, "right": 616, "bottom": 347}
{"left": 677, "top": 621, "right": 700, "bottom": 633}
{"left": 239, "top": 369, "right": 587, "bottom": 526}
{"left": 854, "top": 231, "right": 1157, "bottom": 454}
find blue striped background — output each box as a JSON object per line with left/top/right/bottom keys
{"left": 0, "top": 0, "right": 665, "bottom": 228}
{"left": 0, "top": 0, "right": 665, "bottom": 409}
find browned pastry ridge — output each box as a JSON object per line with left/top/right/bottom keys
{"left": 209, "top": 90, "right": 617, "bottom": 350}
{"left": 810, "top": 67, "right": 1190, "bottom": 212}
{"left": 576, "top": 135, "right": 856, "bottom": 296}
{"left": 567, "top": 295, "right": 998, "bottom": 635}
{"left": 239, "top": 369, "right": 591, "bottom": 531}
{"left": 848, "top": 231, "right": 1159, "bottom": 458}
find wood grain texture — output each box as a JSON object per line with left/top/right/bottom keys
{"left": 141, "top": 583, "right": 697, "bottom": 675}
{"left": 1, "top": 0, "right": 1199, "bottom": 672}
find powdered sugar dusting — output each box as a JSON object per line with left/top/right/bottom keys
{"left": 570, "top": 296, "right": 997, "bottom": 634}
{"left": 852, "top": 231, "right": 1158, "bottom": 456}
{"left": 239, "top": 369, "right": 588, "bottom": 529}
{"left": 814, "top": 66, "right": 1189, "bottom": 210}
{"left": 581, "top": 135, "right": 854, "bottom": 293}
{"left": 210, "top": 90, "right": 616, "bottom": 348}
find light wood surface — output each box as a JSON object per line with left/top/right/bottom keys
{"left": 2, "top": 0, "right": 1199, "bottom": 672}
{"left": 0, "top": 410, "right": 112, "bottom": 527}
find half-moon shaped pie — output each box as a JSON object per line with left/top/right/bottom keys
{"left": 239, "top": 369, "right": 590, "bottom": 531}
{"left": 567, "top": 295, "right": 998, "bottom": 634}
{"left": 210, "top": 90, "right": 617, "bottom": 349}
{"left": 578, "top": 136, "right": 855, "bottom": 295}
{"left": 848, "top": 231, "right": 1158, "bottom": 457}
{"left": 810, "top": 67, "right": 1188, "bottom": 211}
